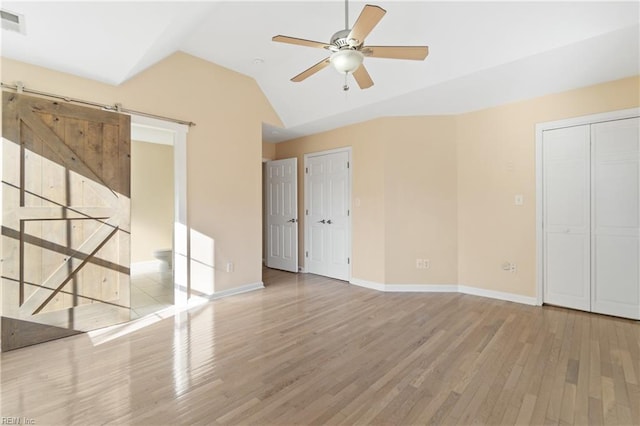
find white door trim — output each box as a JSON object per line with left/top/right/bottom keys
{"left": 535, "top": 107, "right": 640, "bottom": 306}
{"left": 303, "top": 147, "right": 352, "bottom": 280}
{"left": 130, "top": 115, "right": 189, "bottom": 307}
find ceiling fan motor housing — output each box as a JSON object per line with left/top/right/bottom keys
{"left": 329, "top": 29, "right": 360, "bottom": 51}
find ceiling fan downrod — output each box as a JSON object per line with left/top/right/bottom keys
{"left": 345, "top": 0, "right": 349, "bottom": 30}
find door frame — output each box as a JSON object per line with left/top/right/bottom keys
{"left": 130, "top": 114, "right": 189, "bottom": 307}
{"left": 535, "top": 107, "right": 640, "bottom": 306}
{"left": 303, "top": 146, "right": 352, "bottom": 280}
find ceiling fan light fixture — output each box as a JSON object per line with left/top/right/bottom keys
{"left": 330, "top": 49, "right": 364, "bottom": 74}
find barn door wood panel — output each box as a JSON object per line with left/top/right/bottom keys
{"left": 1, "top": 92, "right": 131, "bottom": 351}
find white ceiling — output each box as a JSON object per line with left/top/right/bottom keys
{"left": 2, "top": 1, "right": 639, "bottom": 142}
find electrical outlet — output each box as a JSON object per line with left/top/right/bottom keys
{"left": 416, "top": 259, "right": 430, "bottom": 269}
{"left": 226, "top": 261, "right": 234, "bottom": 273}
{"left": 509, "top": 263, "right": 517, "bottom": 273}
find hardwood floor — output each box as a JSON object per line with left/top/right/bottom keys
{"left": 1, "top": 268, "right": 638, "bottom": 425}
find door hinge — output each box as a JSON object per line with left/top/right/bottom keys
{"left": 347, "top": 161, "right": 350, "bottom": 169}
{"left": 306, "top": 209, "right": 308, "bottom": 215}
{"left": 348, "top": 257, "right": 350, "bottom": 264}
{"left": 306, "top": 251, "right": 308, "bottom": 258}
{"left": 347, "top": 209, "right": 350, "bottom": 216}
{"left": 305, "top": 167, "right": 308, "bottom": 174}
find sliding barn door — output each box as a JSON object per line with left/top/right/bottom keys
{"left": 1, "top": 92, "right": 131, "bottom": 351}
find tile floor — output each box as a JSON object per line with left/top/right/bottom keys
{"left": 130, "top": 270, "right": 174, "bottom": 319}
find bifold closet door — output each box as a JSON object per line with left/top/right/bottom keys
{"left": 591, "top": 118, "right": 640, "bottom": 319}
{"left": 543, "top": 125, "right": 592, "bottom": 312}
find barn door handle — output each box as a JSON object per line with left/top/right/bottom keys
{"left": 318, "top": 219, "right": 326, "bottom": 224}
{"left": 327, "top": 220, "right": 332, "bottom": 224}
{"left": 287, "top": 218, "right": 297, "bottom": 223}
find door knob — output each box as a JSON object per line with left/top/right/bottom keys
{"left": 327, "top": 220, "right": 332, "bottom": 224}
{"left": 287, "top": 218, "right": 297, "bottom": 223}
{"left": 318, "top": 219, "right": 326, "bottom": 224}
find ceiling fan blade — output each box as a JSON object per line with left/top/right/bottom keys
{"left": 353, "top": 64, "right": 374, "bottom": 89}
{"left": 272, "top": 35, "right": 330, "bottom": 49}
{"left": 291, "top": 57, "right": 331, "bottom": 82}
{"left": 362, "top": 46, "right": 429, "bottom": 60}
{"left": 347, "top": 5, "right": 386, "bottom": 46}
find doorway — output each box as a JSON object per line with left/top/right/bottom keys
{"left": 130, "top": 115, "right": 189, "bottom": 311}
{"left": 129, "top": 138, "right": 174, "bottom": 318}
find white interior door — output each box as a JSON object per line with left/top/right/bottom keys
{"left": 306, "top": 155, "right": 328, "bottom": 275}
{"left": 543, "top": 125, "right": 591, "bottom": 311}
{"left": 266, "top": 158, "right": 298, "bottom": 272}
{"left": 591, "top": 118, "right": 640, "bottom": 319}
{"left": 305, "top": 149, "right": 351, "bottom": 281}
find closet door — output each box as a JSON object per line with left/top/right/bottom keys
{"left": 324, "top": 150, "right": 350, "bottom": 280}
{"left": 306, "top": 154, "right": 329, "bottom": 276}
{"left": 591, "top": 118, "right": 640, "bottom": 319}
{"left": 543, "top": 125, "right": 591, "bottom": 311}
{"left": 305, "top": 150, "right": 351, "bottom": 281}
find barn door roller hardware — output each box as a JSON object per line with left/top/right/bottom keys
{"left": 1, "top": 81, "right": 196, "bottom": 127}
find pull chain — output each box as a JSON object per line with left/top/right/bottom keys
{"left": 342, "top": 72, "right": 350, "bottom": 92}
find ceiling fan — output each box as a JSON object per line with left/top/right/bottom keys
{"left": 272, "top": 0, "right": 429, "bottom": 91}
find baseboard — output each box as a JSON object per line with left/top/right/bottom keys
{"left": 458, "top": 285, "right": 539, "bottom": 306}
{"left": 349, "top": 278, "right": 386, "bottom": 291}
{"left": 386, "top": 284, "right": 458, "bottom": 292}
{"left": 131, "top": 260, "right": 163, "bottom": 275}
{"left": 201, "top": 281, "right": 265, "bottom": 302}
{"left": 350, "top": 277, "right": 537, "bottom": 306}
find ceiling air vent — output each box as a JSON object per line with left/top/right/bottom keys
{"left": 1, "top": 9, "right": 26, "bottom": 35}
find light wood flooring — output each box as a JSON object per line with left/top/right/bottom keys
{"left": 1, "top": 268, "right": 638, "bottom": 425}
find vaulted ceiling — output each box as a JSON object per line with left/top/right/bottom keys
{"left": 2, "top": 1, "right": 638, "bottom": 142}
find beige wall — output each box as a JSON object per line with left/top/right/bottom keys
{"left": 383, "top": 116, "right": 458, "bottom": 284}
{"left": 276, "top": 75, "right": 639, "bottom": 299}
{"left": 131, "top": 140, "right": 174, "bottom": 263}
{"left": 262, "top": 141, "right": 276, "bottom": 160}
{"left": 457, "top": 75, "right": 640, "bottom": 297}
{"left": 1, "top": 53, "right": 281, "bottom": 293}
{"left": 275, "top": 116, "right": 459, "bottom": 285}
